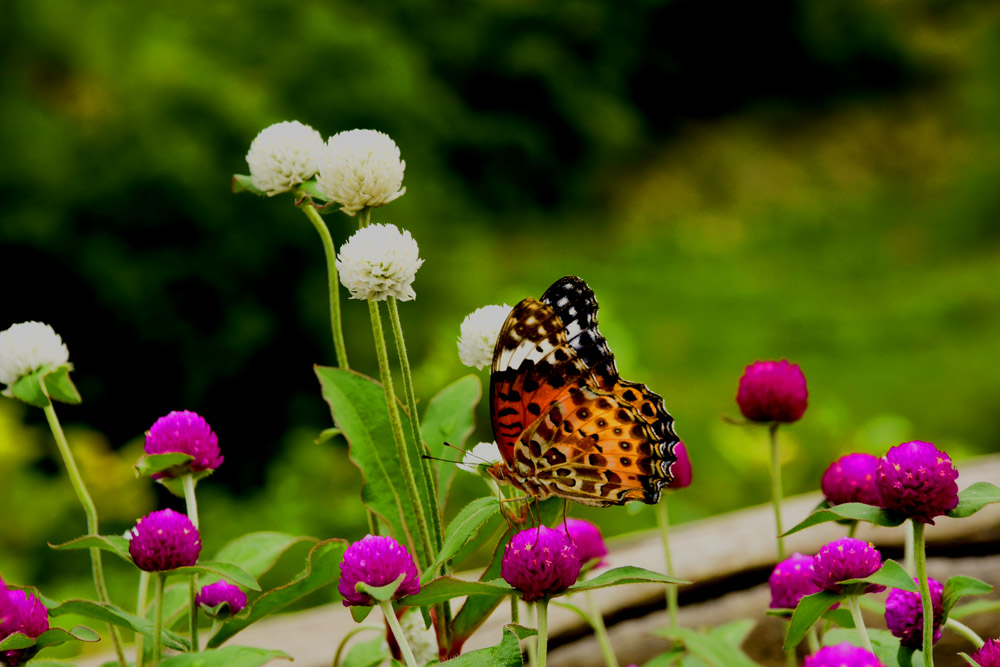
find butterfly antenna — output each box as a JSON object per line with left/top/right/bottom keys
{"left": 420, "top": 453, "right": 462, "bottom": 464}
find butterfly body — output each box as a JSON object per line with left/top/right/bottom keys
{"left": 488, "top": 277, "right": 681, "bottom": 507}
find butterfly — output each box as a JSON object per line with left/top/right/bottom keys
{"left": 487, "top": 276, "right": 681, "bottom": 507}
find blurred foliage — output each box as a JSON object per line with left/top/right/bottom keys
{"left": 3, "top": 0, "right": 1000, "bottom": 630}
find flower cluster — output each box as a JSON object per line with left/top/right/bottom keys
{"left": 457, "top": 442, "right": 501, "bottom": 474}
{"left": 246, "top": 121, "right": 325, "bottom": 196}
{"left": 802, "top": 643, "right": 884, "bottom": 667}
{"left": 973, "top": 639, "right": 1000, "bottom": 666}
{"left": 810, "top": 538, "right": 885, "bottom": 595}
{"left": 501, "top": 526, "right": 582, "bottom": 602}
{"left": 144, "top": 410, "right": 223, "bottom": 478}
{"left": 768, "top": 553, "right": 820, "bottom": 610}
{"left": 316, "top": 129, "right": 406, "bottom": 215}
{"left": 668, "top": 441, "right": 693, "bottom": 489}
{"left": 195, "top": 581, "right": 247, "bottom": 618}
{"left": 563, "top": 519, "right": 608, "bottom": 569}
{"left": 336, "top": 223, "right": 423, "bottom": 302}
{"left": 875, "top": 440, "right": 959, "bottom": 524}
{"left": 735, "top": 359, "right": 808, "bottom": 423}
{"left": 0, "top": 579, "right": 49, "bottom": 666}
{"left": 821, "top": 452, "right": 879, "bottom": 506}
{"left": 0, "top": 321, "right": 70, "bottom": 396}
{"left": 457, "top": 304, "right": 511, "bottom": 369}
{"left": 338, "top": 535, "right": 420, "bottom": 607}
{"left": 128, "top": 509, "right": 202, "bottom": 572}
{"left": 884, "top": 577, "right": 944, "bottom": 649}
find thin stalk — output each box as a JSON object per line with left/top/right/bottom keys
{"left": 768, "top": 423, "right": 786, "bottom": 560}
{"left": 526, "top": 602, "right": 538, "bottom": 667}
{"left": 136, "top": 571, "right": 150, "bottom": 667}
{"left": 181, "top": 475, "right": 199, "bottom": 529}
{"left": 380, "top": 602, "right": 418, "bottom": 667}
{"left": 807, "top": 625, "right": 821, "bottom": 654}
{"left": 655, "top": 497, "right": 679, "bottom": 628}
{"left": 945, "top": 617, "right": 984, "bottom": 649}
{"left": 784, "top": 647, "right": 797, "bottom": 667}
{"left": 904, "top": 518, "right": 915, "bottom": 575}
{"left": 584, "top": 589, "right": 618, "bottom": 667}
{"left": 913, "top": 522, "right": 934, "bottom": 667}
{"left": 847, "top": 520, "right": 859, "bottom": 539}
{"left": 188, "top": 578, "right": 200, "bottom": 652}
{"left": 42, "top": 402, "right": 127, "bottom": 667}
{"left": 846, "top": 594, "right": 875, "bottom": 654}
{"left": 367, "top": 299, "right": 434, "bottom": 566}
{"left": 181, "top": 474, "right": 200, "bottom": 651}
{"left": 153, "top": 573, "right": 166, "bottom": 666}
{"left": 536, "top": 600, "right": 549, "bottom": 667}
{"left": 510, "top": 595, "right": 519, "bottom": 624}
{"left": 300, "top": 201, "right": 349, "bottom": 369}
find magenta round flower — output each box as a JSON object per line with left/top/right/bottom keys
{"left": 822, "top": 453, "right": 880, "bottom": 506}
{"left": 0, "top": 588, "right": 49, "bottom": 666}
{"left": 0, "top": 578, "right": 16, "bottom": 638}
{"left": 803, "top": 643, "right": 884, "bottom": 667}
{"left": 128, "top": 509, "right": 202, "bottom": 572}
{"left": 884, "top": 577, "right": 944, "bottom": 649}
{"left": 972, "top": 638, "right": 1000, "bottom": 666}
{"left": 736, "top": 360, "right": 808, "bottom": 423}
{"left": 195, "top": 581, "right": 247, "bottom": 617}
{"left": 145, "top": 410, "right": 223, "bottom": 479}
{"left": 502, "top": 526, "right": 582, "bottom": 602}
{"left": 563, "top": 519, "right": 608, "bottom": 569}
{"left": 668, "top": 441, "right": 693, "bottom": 489}
{"left": 875, "top": 441, "right": 959, "bottom": 524}
{"left": 338, "top": 535, "right": 420, "bottom": 607}
{"left": 810, "top": 538, "right": 885, "bottom": 595}
{"left": 769, "top": 553, "right": 821, "bottom": 610}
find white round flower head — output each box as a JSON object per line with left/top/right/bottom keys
{"left": 458, "top": 442, "right": 501, "bottom": 474}
{"left": 335, "top": 223, "right": 423, "bottom": 301}
{"left": 457, "top": 304, "right": 511, "bottom": 369}
{"left": 316, "top": 129, "right": 406, "bottom": 215}
{"left": 246, "top": 121, "right": 325, "bottom": 196}
{"left": 0, "top": 321, "right": 70, "bottom": 392}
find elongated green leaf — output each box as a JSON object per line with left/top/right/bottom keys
{"left": 134, "top": 452, "right": 195, "bottom": 478}
{"left": 207, "top": 539, "right": 347, "bottom": 648}
{"left": 949, "top": 599, "right": 1000, "bottom": 619}
{"left": 821, "top": 629, "right": 906, "bottom": 667}
{"left": 342, "top": 634, "right": 390, "bottom": 667}
{"left": 959, "top": 653, "right": 982, "bottom": 666}
{"left": 172, "top": 561, "right": 260, "bottom": 590}
{"left": 451, "top": 530, "right": 511, "bottom": 644}
{"left": 840, "top": 559, "right": 917, "bottom": 593}
{"left": 439, "top": 624, "right": 535, "bottom": 667}
{"left": 46, "top": 599, "right": 189, "bottom": 651}
{"left": 943, "top": 575, "right": 994, "bottom": 617}
{"left": 785, "top": 591, "right": 843, "bottom": 649}
{"left": 710, "top": 619, "right": 756, "bottom": 647}
{"left": 49, "top": 534, "right": 132, "bottom": 562}
{"left": 657, "top": 627, "right": 760, "bottom": 667}
{"left": 401, "top": 577, "right": 514, "bottom": 606}
{"left": 159, "top": 646, "right": 291, "bottom": 667}
{"left": 421, "top": 375, "right": 481, "bottom": 503}
{"left": 783, "top": 503, "right": 905, "bottom": 536}
{"left": 427, "top": 497, "right": 500, "bottom": 577}
{"left": 212, "top": 532, "right": 316, "bottom": 581}
{"left": 565, "top": 566, "right": 686, "bottom": 594}
{"left": 947, "top": 482, "right": 1000, "bottom": 519}
{"left": 316, "top": 367, "right": 435, "bottom": 569}
{"left": 43, "top": 365, "right": 82, "bottom": 404}
{"left": 231, "top": 174, "right": 265, "bottom": 196}
{"left": 357, "top": 574, "right": 407, "bottom": 604}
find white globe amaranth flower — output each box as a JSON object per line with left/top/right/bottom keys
{"left": 316, "top": 129, "right": 406, "bottom": 215}
{"left": 458, "top": 442, "right": 501, "bottom": 474}
{"left": 399, "top": 608, "right": 437, "bottom": 664}
{"left": 336, "top": 223, "right": 423, "bottom": 301}
{"left": 457, "top": 304, "right": 511, "bottom": 369}
{"left": 0, "top": 321, "right": 70, "bottom": 393}
{"left": 246, "top": 121, "right": 325, "bottom": 196}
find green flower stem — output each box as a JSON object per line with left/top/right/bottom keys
{"left": 584, "top": 589, "right": 618, "bottom": 667}
{"left": 807, "top": 626, "right": 821, "bottom": 653}
{"left": 181, "top": 474, "right": 200, "bottom": 651}
{"left": 386, "top": 296, "right": 443, "bottom": 553}
{"left": 655, "top": 497, "right": 679, "bottom": 628}
{"left": 136, "top": 571, "right": 150, "bottom": 667}
{"left": 769, "top": 423, "right": 786, "bottom": 560}
{"left": 536, "top": 600, "right": 550, "bottom": 667}
{"left": 367, "top": 299, "right": 434, "bottom": 567}
{"left": 379, "top": 601, "right": 418, "bottom": 667}
{"left": 42, "top": 401, "right": 127, "bottom": 667}
{"left": 846, "top": 594, "right": 875, "bottom": 654}
{"left": 913, "top": 522, "right": 934, "bottom": 667}
{"left": 945, "top": 617, "right": 984, "bottom": 649}
{"left": 784, "top": 647, "right": 797, "bottom": 667}
{"left": 153, "top": 573, "right": 166, "bottom": 667}
{"left": 847, "top": 520, "right": 859, "bottom": 539}
{"left": 526, "top": 602, "right": 538, "bottom": 667}
{"left": 510, "top": 595, "right": 520, "bottom": 625}
{"left": 904, "top": 518, "right": 916, "bottom": 575}
{"left": 300, "top": 201, "right": 349, "bottom": 369}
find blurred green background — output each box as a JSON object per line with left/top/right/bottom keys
{"left": 2, "top": 0, "right": 1000, "bottom": 615}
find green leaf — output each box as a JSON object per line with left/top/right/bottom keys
{"left": 207, "top": 539, "right": 347, "bottom": 648}
{"left": 231, "top": 174, "right": 265, "bottom": 196}
{"left": 948, "top": 598, "right": 1000, "bottom": 619}
{"left": 159, "top": 646, "right": 292, "bottom": 667}
{"left": 316, "top": 367, "right": 436, "bottom": 569}
{"left": 564, "top": 566, "right": 686, "bottom": 595}
{"left": 49, "top": 534, "right": 132, "bottom": 562}
{"left": 821, "top": 629, "right": 905, "bottom": 667}
{"left": 450, "top": 532, "right": 509, "bottom": 645}
{"left": 356, "top": 574, "right": 407, "bottom": 604}
{"left": 172, "top": 561, "right": 260, "bottom": 591}
{"left": 439, "top": 624, "right": 535, "bottom": 666}
{"left": 46, "top": 599, "right": 189, "bottom": 651}
{"left": 350, "top": 605, "right": 376, "bottom": 623}
{"left": 947, "top": 482, "right": 1000, "bottom": 519}
{"left": 710, "top": 619, "right": 756, "bottom": 648}
{"left": 342, "top": 634, "right": 389, "bottom": 667}
{"left": 782, "top": 503, "right": 905, "bottom": 536}
{"left": 421, "top": 375, "right": 481, "bottom": 503}
{"left": 43, "top": 365, "right": 82, "bottom": 404}
{"left": 656, "top": 627, "right": 760, "bottom": 667}
{"left": 34, "top": 625, "right": 100, "bottom": 648}
{"left": 9, "top": 367, "right": 51, "bottom": 407}
{"left": 316, "top": 427, "right": 341, "bottom": 444}
{"left": 401, "top": 577, "right": 514, "bottom": 606}
{"left": 134, "top": 452, "right": 195, "bottom": 478}
{"left": 785, "top": 591, "right": 843, "bottom": 650}
{"left": 943, "top": 575, "right": 994, "bottom": 618}
{"left": 840, "top": 559, "right": 918, "bottom": 593}
{"left": 959, "top": 653, "right": 982, "bottom": 666}
{"left": 822, "top": 607, "right": 855, "bottom": 628}
{"left": 427, "top": 497, "right": 500, "bottom": 577}
{"left": 212, "top": 532, "right": 317, "bottom": 582}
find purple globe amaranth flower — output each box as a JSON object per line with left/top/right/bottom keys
{"left": 885, "top": 577, "right": 944, "bottom": 650}
{"left": 128, "top": 509, "right": 202, "bottom": 572}
{"left": 502, "top": 526, "right": 582, "bottom": 602}
{"left": 876, "top": 441, "right": 959, "bottom": 524}
{"left": 972, "top": 638, "right": 1000, "bottom": 666}
{"left": 145, "top": 410, "right": 223, "bottom": 479}
{"left": 338, "top": 535, "right": 420, "bottom": 607}
{"left": 563, "top": 519, "right": 608, "bottom": 569}
{"left": 0, "top": 588, "right": 49, "bottom": 667}
{"left": 810, "top": 538, "right": 886, "bottom": 595}
{"left": 668, "top": 441, "right": 693, "bottom": 489}
{"left": 822, "top": 453, "right": 880, "bottom": 506}
{"left": 769, "top": 553, "right": 821, "bottom": 610}
{"left": 803, "top": 643, "right": 885, "bottom": 667}
{"left": 736, "top": 359, "right": 808, "bottom": 423}
{"left": 0, "top": 578, "right": 16, "bottom": 638}
{"left": 195, "top": 581, "right": 247, "bottom": 618}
